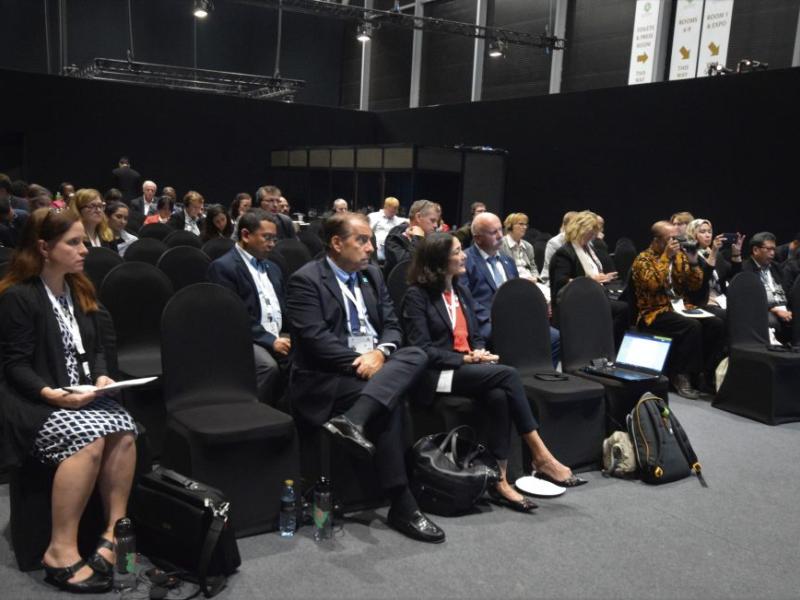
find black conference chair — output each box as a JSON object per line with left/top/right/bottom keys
{"left": 138, "top": 222, "right": 173, "bottom": 241}
{"left": 83, "top": 246, "right": 123, "bottom": 291}
{"left": 491, "top": 278, "right": 606, "bottom": 470}
{"left": 297, "top": 227, "right": 324, "bottom": 258}
{"left": 202, "top": 237, "right": 235, "bottom": 261}
{"left": 613, "top": 237, "right": 637, "bottom": 281}
{"left": 160, "top": 283, "right": 299, "bottom": 537}
{"left": 386, "top": 260, "right": 411, "bottom": 308}
{"left": 271, "top": 239, "right": 312, "bottom": 277}
{"left": 124, "top": 237, "right": 168, "bottom": 265}
{"left": 164, "top": 230, "right": 202, "bottom": 249}
{"left": 791, "top": 277, "right": 800, "bottom": 347}
{"left": 157, "top": 246, "right": 210, "bottom": 291}
{"left": 558, "top": 277, "right": 669, "bottom": 433}
{"left": 533, "top": 238, "right": 548, "bottom": 273}
{"left": 0, "top": 245, "right": 13, "bottom": 262}
{"left": 713, "top": 273, "right": 800, "bottom": 425}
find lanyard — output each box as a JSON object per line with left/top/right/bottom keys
{"left": 339, "top": 281, "right": 369, "bottom": 334}
{"left": 442, "top": 290, "right": 459, "bottom": 331}
{"left": 42, "top": 279, "right": 90, "bottom": 378}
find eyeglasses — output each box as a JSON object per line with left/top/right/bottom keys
{"left": 83, "top": 202, "right": 106, "bottom": 212}
{"left": 263, "top": 234, "right": 278, "bottom": 242}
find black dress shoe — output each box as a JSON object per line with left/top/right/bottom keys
{"left": 322, "top": 415, "right": 375, "bottom": 458}
{"left": 387, "top": 508, "right": 446, "bottom": 544}
{"left": 487, "top": 486, "right": 537, "bottom": 512}
{"left": 42, "top": 559, "right": 113, "bottom": 594}
{"left": 670, "top": 374, "right": 700, "bottom": 400}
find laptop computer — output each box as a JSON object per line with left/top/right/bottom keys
{"left": 582, "top": 331, "right": 672, "bottom": 382}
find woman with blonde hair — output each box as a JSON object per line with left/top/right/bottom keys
{"left": 500, "top": 212, "right": 541, "bottom": 282}
{"left": 69, "top": 189, "right": 114, "bottom": 249}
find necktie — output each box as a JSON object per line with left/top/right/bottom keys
{"left": 346, "top": 274, "right": 362, "bottom": 334}
{"left": 251, "top": 257, "right": 268, "bottom": 273}
{"left": 487, "top": 256, "right": 504, "bottom": 287}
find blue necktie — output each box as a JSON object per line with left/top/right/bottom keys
{"left": 251, "top": 257, "right": 268, "bottom": 274}
{"left": 487, "top": 256, "right": 504, "bottom": 287}
{"left": 346, "top": 274, "right": 362, "bottom": 334}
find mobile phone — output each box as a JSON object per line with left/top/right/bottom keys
{"left": 721, "top": 233, "right": 737, "bottom": 245}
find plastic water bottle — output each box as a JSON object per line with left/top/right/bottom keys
{"left": 312, "top": 476, "right": 333, "bottom": 542}
{"left": 113, "top": 517, "right": 137, "bottom": 591}
{"left": 279, "top": 479, "right": 297, "bottom": 537}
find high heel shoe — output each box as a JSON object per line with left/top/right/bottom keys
{"left": 87, "top": 537, "right": 115, "bottom": 576}
{"left": 42, "top": 559, "right": 112, "bottom": 594}
{"left": 487, "top": 486, "right": 538, "bottom": 513}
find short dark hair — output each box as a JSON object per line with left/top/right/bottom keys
{"left": 119, "top": 156, "right": 130, "bottom": 165}
{"left": 322, "top": 212, "right": 369, "bottom": 250}
{"left": 238, "top": 208, "right": 277, "bottom": 236}
{"left": 27, "top": 183, "right": 52, "bottom": 199}
{"left": 104, "top": 201, "right": 128, "bottom": 218}
{"left": 157, "top": 195, "right": 173, "bottom": 211}
{"left": 470, "top": 201, "right": 486, "bottom": 216}
{"left": 11, "top": 180, "right": 28, "bottom": 197}
{"left": 104, "top": 188, "right": 123, "bottom": 203}
{"left": 407, "top": 232, "right": 456, "bottom": 293}
{"left": 750, "top": 231, "right": 776, "bottom": 252}
{"left": 256, "top": 185, "right": 281, "bottom": 202}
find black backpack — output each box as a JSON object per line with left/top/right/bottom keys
{"left": 626, "top": 393, "right": 707, "bottom": 486}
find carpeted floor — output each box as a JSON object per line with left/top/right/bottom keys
{"left": 2, "top": 394, "right": 799, "bottom": 600}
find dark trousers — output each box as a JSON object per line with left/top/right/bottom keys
{"left": 610, "top": 299, "right": 631, "bottom": 349}
{"left": 330, "top": 347, "right": 427, "bottom": 491}
{"left": 644, "top": 311, "right": 725, "bottom": 376}
{"left": 768, "top": 312, "right": 793, "bottom": 345}
{"left": 449, "top": 363, "right": 538, "bottom": 461}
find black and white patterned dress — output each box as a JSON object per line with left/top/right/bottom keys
{"left": 32, "top": 293, "right": 136, "bottom": 465}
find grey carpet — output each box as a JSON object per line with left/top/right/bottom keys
{"left": 2, "top": 394, "right": 799, "bottom": 600}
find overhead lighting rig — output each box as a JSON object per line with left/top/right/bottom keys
{"left": 63, "top": 57, "right": 305, "bottom": 101}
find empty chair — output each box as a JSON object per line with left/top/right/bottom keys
{"left": 297, "top": 227, "right": 324, "bottom": 258}
{"left": 558, "top": 277, "right": 669, "bottom": 432}
{"left": 83, "top": 246, "right": 123, "bottom": 291}
{"left": 202, "top": 237, "right": 235, "bottom": 261}
{"left": 138, "top": 222, "right": 173, "bottom": 241}
{"left": 533, "top": 238, "right": 548, "bottom": 273}
{"left": 613, "top": 237, "right": 637, "bottom": 281}
{"left": 386, "top": 260, "right": 411, "bottom": 308}
{"left": 270, "top": 238, "right": 312, "bottom": 277}
{"left": 164, "top": 229, "right": 202, "bottom": 249}
{"left": 713, "top": 273, "right": 800, "bottom": 424}
{"left": 160, "top": 283, "right": 299, "bottom": 536}
{"left": 157, "top": 246, "right": 210, "bottom": 291}
{"left": 124, "top": 237, "right": 168, "bottom": 265}
{"left": 491, "top": 278, "right": 606, "bottom": 469}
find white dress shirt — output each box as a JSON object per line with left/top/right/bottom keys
{"left": 236, "top": 245, "right": 282, "bottom": 337}
{"left": 369, "top": 210, "right": 408, "bottom": 261}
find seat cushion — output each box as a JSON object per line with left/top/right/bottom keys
{"left": 117, "top": 344, "right": 162, "bottom": 378}
{"left": 170, "top": 402, "right": 295, "bottom": 445}
{"left": 520, "top": 374, "right": 605, "bottom": 403}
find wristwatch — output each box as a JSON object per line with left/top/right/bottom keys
{"left": 378, "top": 345, "right": 391, "bottom": 358}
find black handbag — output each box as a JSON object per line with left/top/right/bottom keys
{"left": 409, "top": 425, "right": 500, "bottom": 516}
{"left": 131, "top": 467, "right": 241, "bottom": 598}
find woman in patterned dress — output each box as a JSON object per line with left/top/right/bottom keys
{"left": 0, "top": 208, "right": 137, "bottom": 593}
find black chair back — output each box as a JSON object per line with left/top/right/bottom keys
{"left": 792, "top": 277, "right": 800, "bottom": 346}
{"left": 386, "top": 260, "right": 411, "bottom": 308}
{"left": 297, "top": 227, "right": 324, "bottom": 257}
{"left": 0, "top": 246, "right": 14, "bottom": 263}
{"left": 727, "top": 272, "right": 769, "bottom": 347}
{"left": 127, "top": 211, "right": 145, "bottom": 234}
{"left": 84, "top": 247, "right": 123, "bottom": 291}
{"left": 138, "top": 223, "right": 172, "bottom": 241}
{"left": 558, "top": 277, "right": 616, "bottom": 372}
{"left": 491, "top": 278, "right": 552, "bottom": 373}
{"left": 124, "top": 238, "right": 168, "bottom": 265}
{"left": 533, "top": 239, "right": 548, "bottom": 273}
{"left": 157, "top": 246, "right": 211, "bottom": 291}
{"left": 161, "top": 283, "right": 257, "bottom": 413}
{"left": 271, "top": 239, "right": 312, "bottom": 277}
{"left": 202, "top": 237, "right": 235, "bottom": 261}
{"left": 164, "top": 230, "right": 202, "bottom": 249}
{"left": 99, "top": 262, "right": 174, "bottom": 348}
{"left": 613, "top": 238, "right": 637, "bottom": 280}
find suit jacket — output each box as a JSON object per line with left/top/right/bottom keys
{"left": 463, "top": 244, "right": 516, "bottom": 340}
{"left": 131, "top": 195, "right": 157, "bottom": 216}
{"left": 207, "top": 247, "right": 286, "bottom": 350}
{"left": 167, "top": 210, "right": 205, "bottom": 233}
{"left": 742, "top": 258, "right": 786, "bottom": 306}
{"left": 781, "top": 257, "right": 800, "bottom": 295}
{"left": 384, "top": 223, "right": 419, "bottom": 275}
{"left": 0, "top": 279, "right": 107, "bottom": 467}
{"left": 112, "top": 166, "right": 141, "bottom": 203}
{"left": 549, "top": 243, "right": 585, "bottom": 306}
{"left": 286, "top": 258, "right": 402, "bottom": 425}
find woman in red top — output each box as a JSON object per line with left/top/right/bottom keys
{"left": 401, "top": 233, "right": 584, "bottom": 513}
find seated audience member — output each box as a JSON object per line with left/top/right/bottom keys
{"left": 684, "top": 219, "right": 744, "bottom": 319}
{"left": 1, "top": 174, "right": 29, "bottom": 211}
{"left": 27, "top": 183, "right": 55, "bottom": 208}
{"left": 29, "top": 192, "right": 53, "bottom": 212}
{"left": 229, "top": 193, "right": 253, "bottom": 234}
{"left": 143, "top": 195, "right": 174, "bottom": 225}
{"left": 549, "top": 210, "right": 629, "bottom": 347}
{"left": 453, "top": 201, "right": 486, "bottom": 247}
{"left": 670, "top": 211, "right": 694, "bottom": 239}
{"left": 782, "top": 254, "right": 800, "bottom": 296}
{"left": 208, "top": 210, "right": 290, "bottom": 403}
{"left": 541, "top": 211, "right": 577, "bottom": 283}
{"left": 0, "top": 195, "right": 29, "bottom": 248}
{"left": 332, "top": 198, "right": 349, "bottom": 214}
{"left": 775, "top": 231, "right": 800, "bottom": 264}
{"left": 500, "top": 212, "right": 542, "bottom": 282}
{"left": 591, "top": 214, "right": 616, "bottom": 273}
{"left": 742, "top": 232, "right": 792, "bottom": 345}
{"left": 56, "top": 183, "right": 75, "bottom": 211}
{"left": 256, "top": 185, "right": 296, "bottom": 240}
{"left": 278, "top": 196, "right": 291, "bottom": 216}
{"left": 70, "top": 189, "right": 113, "bottom": 249}
{"left": 131, "top": 181, "right": 158, "bottom": 217}
{"left": 104, "top": 201, "right": 138, "bottom": 257}
{"left": 631, "top": 221, "right": 725, "bottom": 398}
{"left": 432, "top": 202, "right": 450, "bottom": 232}
{"left": 465, "top": 212, "right": 561, "bottom": 366}
{"left": 103, "top": 188, "right": 123, "bottom": 205}
{"left": 201, "top": 204, "right": 233, "bottom": 243}
{"left": 368, "top": 197, "right": 408, "bottom": 262}
{"left": 402, "top": 233, "right": 586, "bottom": 502}
{"left": 167, "top": 190, "right": 205, "bottom": 235}
{"left": 286, "top": 212, "right": 444, "bottom": 544}
{"left": 0, "top": 208, "right": 137, "bottom": 594}
{"left": 161, "top": 186, "right": 177, "bottom": 205}
{"left": 383, "top": 199, "right": 439, "bottom": 275}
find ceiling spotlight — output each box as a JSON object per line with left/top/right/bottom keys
{"left": 488, "top": 40, "right": 506, "bottom": 58}
{"left": 357, "top": 22, "right": 372, "bottom": 43}
{"left": 193, "top": 0, "right": 212, "bottom": 19}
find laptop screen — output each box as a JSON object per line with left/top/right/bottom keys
{"left": 615, "top": 332, "right": 672, "bottom": 373}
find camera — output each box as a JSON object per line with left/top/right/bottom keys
{"left": 676, "top": 236, "right": 698, "bottom": 253}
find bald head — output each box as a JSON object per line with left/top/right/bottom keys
{"left": 651, "top": 220, "right": 677, "bottom": 254}
{"left": 471, "top": 212, "right": 503, "bottom": 255}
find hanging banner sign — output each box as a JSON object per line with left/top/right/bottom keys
{"left": 668, "top": 0, "right": 705, "bottom": 80}
{"left": 696, "top": 0, "right": 735, "bottom": 77}
{"left": 628, "top": 0, "right": 666, "bottom": 85}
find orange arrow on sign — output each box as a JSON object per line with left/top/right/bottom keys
{"left": 679, "top": 46, "right": 690, "bottom": 60}
{"left": 709, "top": 42, "right": 720, "bottom": 56}
{"left": 637, "top": 52, "right": 649, "bottom": 63}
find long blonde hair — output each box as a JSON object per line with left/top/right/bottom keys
{"left": 69, "top": 188, "right": 114, "bottom": 243}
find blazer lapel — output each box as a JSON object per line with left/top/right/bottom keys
{"left": 320, "top": 260, "right": 346, "bottom": 313}
{"left": 232, "top": 250, "right": 261, "bottom": 315}
{"left": 432, "top": 289, "right": 452, "bottom": 334}
{"left": 357, "top": 270, "right": 381, "bottom": 331}
{"left": 474, "top": 249, "right": 498, "bottom": 292}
